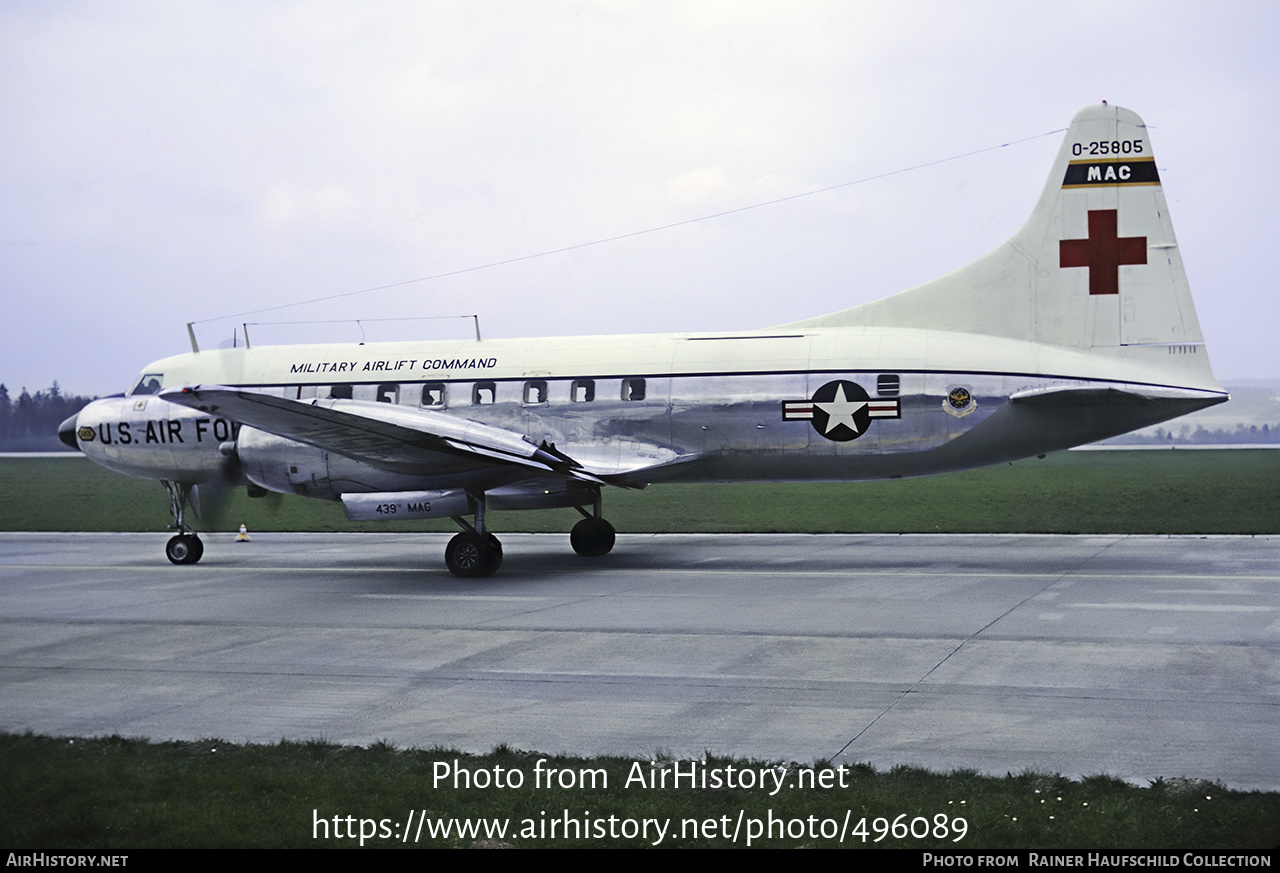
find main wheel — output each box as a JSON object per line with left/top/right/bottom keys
{"left": 570, "top": 518, "right": 616, "bottom": 557}
{"left": 484, "top": 533, "right": 503, "bottom": 575}
{"left": 446, "top": 531, "right": 500, "bottom": 578}
{"left": 165, "top": 534, "right": 203, "bottom": 565}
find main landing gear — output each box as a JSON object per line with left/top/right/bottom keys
{"left": 443, "top": 490, "right": 616, "bottom": 578}
{"left": 446, "top": 494, "right": 503, "bottom": 579}
{"left": 570, "top": 495, "right": 615, "bottom": 557}
{"left": 444, "top": 530, "right": 503, "bottom": 578}
{"left": 162, "top": 480, "right": 204, "bottom": 565}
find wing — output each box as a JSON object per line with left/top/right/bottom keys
{"left": 159, "top": 385, "right": 686, "bottom": 485}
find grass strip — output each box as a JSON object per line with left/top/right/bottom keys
{"left": 2, "top": 734, "right": 1276, "bottom": 850}
{"left": 2, "top": 450, "right": 1278, "bottom": 535}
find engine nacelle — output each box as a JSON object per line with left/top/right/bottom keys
{"left": 235, "top": 427, "right": 336, "bottom": 499}
{"left": 235, "top": 427, "right": 463, "bottom": 500}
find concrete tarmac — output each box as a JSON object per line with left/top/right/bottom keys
{"left": 1, "top": 531, "right": 1276, "bottom": 789}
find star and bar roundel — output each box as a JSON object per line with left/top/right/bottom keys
{"left": 782, "top": 380, "right": 900, "bottom": 442}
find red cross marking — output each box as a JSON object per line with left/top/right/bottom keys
{"left": 1059, "top": 209, "right": 1147, "bottom": 296}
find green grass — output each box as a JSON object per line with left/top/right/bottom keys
{"left": 2, "top": 450, "right": 1277, "bottom": 534}
{"left": 2, "top": 734, "right": 1276, "bottom": 850}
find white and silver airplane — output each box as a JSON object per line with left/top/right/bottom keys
{"left": 61, "top": 104, "right": 1227, "bottom": 576}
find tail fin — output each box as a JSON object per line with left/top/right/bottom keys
{"left": 789, "top": 104, "right": 1211, "bottom": 362}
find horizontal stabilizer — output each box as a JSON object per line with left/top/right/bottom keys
{"left": 934, "top": 384, "right": 1227, "bottom": 467}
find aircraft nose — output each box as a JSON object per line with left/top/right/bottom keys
{"left": 58, "top": 413, "right": 81, "bottom": 451}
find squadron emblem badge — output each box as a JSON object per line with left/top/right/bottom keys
{"left": 943, "top": 386, "right": 976, "bottom": 418}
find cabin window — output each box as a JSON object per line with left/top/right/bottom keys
{"left": 622, "top": 377, "right": 646, "bottom": 401}
{"left": 571, "top": 379, "right": 595, "bottom": 402}
{"left": 523, "top": 380, "right": 548, "bottom": 404}
{"left": 329, "top": 384, "right": 353, "bottom": 400}
{"left": 376, "top": 383, "right": 399, "bottom": 404}
{"left": 421, "top": 382, "right": 446, "bottom": 407}
{"left": 130, "top": 373, "right": 164, "bottom": 396}
{"left": 473, "top": 381, "right": 496, "bottom": 405}
{"left": 877, "top": 374, "right": 900, "bottom": 397}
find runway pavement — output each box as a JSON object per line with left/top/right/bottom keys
{"left": 1, "top": 531, "right": 1276, "bottom": 789}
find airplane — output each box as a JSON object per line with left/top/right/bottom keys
{"left": 59, "top": 104, "right": 1227, "bottom": 577}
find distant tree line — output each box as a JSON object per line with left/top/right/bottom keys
{"left": 0, "top": 383, "right": 98, "bottom": 451}
{"left": 1106, "top": 423, "right": 1278, "bottom": 445}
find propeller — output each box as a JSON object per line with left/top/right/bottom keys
{"left": 189, "top": 440, "right": 282, "bottom": 527}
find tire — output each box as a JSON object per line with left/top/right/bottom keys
{"left": 166, "top": 534, "right": 202, "bottom": 565}
{"left": 570, "top": 518, "right": 616, "bottom": 557}
{"left": 446, "top": 531, "right": 500, "bottom": 578}
{"left": 484, "top": 533, "right": 503, "bottom": 575}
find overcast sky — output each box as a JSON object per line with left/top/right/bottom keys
{"left": 3, "top": 1, "right": 1276, "bottom": 397}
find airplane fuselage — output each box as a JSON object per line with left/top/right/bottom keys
{"left": 74, "top": 322, "right": 1224, "bottom": 496}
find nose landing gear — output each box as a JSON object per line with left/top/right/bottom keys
{"left": 162, "top": 481, "right": 203, "bottom": 565}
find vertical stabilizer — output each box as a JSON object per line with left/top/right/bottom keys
{"left": 788, "top": 105, "right": 1207, "bottom": 353}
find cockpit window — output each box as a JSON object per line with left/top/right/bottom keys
{"left": 130, "top": 373, "right": 164, "bottom": 396}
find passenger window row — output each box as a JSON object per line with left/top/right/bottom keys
{"left": 320, "top": 375, "right": 901, "bottom": 405}
{"left": 321, "top": 377, "right": 647, "bottom": 407}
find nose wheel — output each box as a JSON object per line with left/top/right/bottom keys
{"left": 166, "top": 533, "right": 204, "bottom": 565}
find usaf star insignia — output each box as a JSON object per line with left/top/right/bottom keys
{"left": 782, "top": 379, "right": 900, "bottom": 442}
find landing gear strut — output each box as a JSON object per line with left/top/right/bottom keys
{"left": 446, "top": 493, "right": 502, "bottom": 578}
{"left": 570, "top": 493, "right": 615, "bottom": 557}
{"left": 162, "top": 480, "right": 203, "bottom": 565}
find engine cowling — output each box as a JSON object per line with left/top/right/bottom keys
{"left": 234, "top": 427, "right": 473, "bottom": 500}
